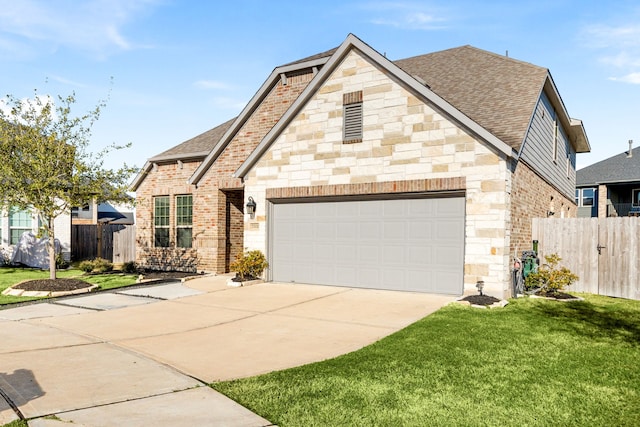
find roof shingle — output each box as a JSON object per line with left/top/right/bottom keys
{"left": 394, "top": 45, "right": 549, "bottom": 151}
{"left": 577, "top": 146, "right": 640, "bottom": 186}
{"left": 149, "top": 117, "right": 236, "bottom": 162}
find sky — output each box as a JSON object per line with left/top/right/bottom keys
{"left": 0, "top": 0, "right": 638, "bottom": 174}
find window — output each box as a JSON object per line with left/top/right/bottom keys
{"left": 633, "top": 189, "right": 640, "bottom": 207}
{"left": 175, "top": 195, "right": 193, "bottom": 248}
{"left": 343, "top": 91, "right": 363, "bottom": 144}
{"left": 9, "top": 208, "right": 33, "bottom": 245}
{"left": 576, "top": 188, "right": 595, "bottom": 207}
{"left": 154, "top": 196, "right": 170, "bottom": 247}
{"left": 553, "top": 119, "right": 559, "bottom": 162}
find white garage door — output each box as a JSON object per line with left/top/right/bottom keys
{"left": 270, "top": 196, "right": 465, "bottom": 294}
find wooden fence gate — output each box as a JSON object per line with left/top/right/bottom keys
{"left": 532, "top": 218, "right": 640, "bottom": 300}
{"left": 71, "top": 224, "right": 136, "bottom": 264}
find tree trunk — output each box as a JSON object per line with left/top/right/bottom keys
{"left": 48, "top": 217, "right": 57, "bottom": 280}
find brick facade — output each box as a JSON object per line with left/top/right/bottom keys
{"left": 509, "top": 160, "right": 576, "bottom": 261}
{"left": 135, "top": 70, "right": 315, "bottom": 272}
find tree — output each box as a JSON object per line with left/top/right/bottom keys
{"left": 0, "top": 91, "right": 137, "bottom": 279}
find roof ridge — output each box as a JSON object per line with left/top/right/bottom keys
{"left": 396, "top": 44, "right": 547, "bottom": 72}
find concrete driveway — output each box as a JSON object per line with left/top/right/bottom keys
{"left": 0, "top": 275, "right": 455, "bottom": 426}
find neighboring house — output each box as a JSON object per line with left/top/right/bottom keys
{"left": 0, "top": 208, "right": 71, "bottom": 262}
{"left": 132, "top": 34, "right": 589, "bottom": 298}
{"left": 576, "top": 141, "right": 640, "bottom": 218}
{"left": 72, "top": 200, "right": 135, "bottom": 225}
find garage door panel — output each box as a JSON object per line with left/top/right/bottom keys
{"left": 272, "top": 196, "right": 464, "bottom": 294}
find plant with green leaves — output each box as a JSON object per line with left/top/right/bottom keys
{"left": 0, "top": 90, "right": 137, "bottom": 279}
{"left": 525, "top": 253, "right": 578, "bottom": 295}
{"left": 230, "top": 250, "right": 268, "bottom": 280}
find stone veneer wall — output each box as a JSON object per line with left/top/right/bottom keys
{"left": 136, "top": 70, "right": 315, "bottom": 272}
{"left": 243, "top": 50, "right": 513, "bottom": 298}
{"left": 509, "top": 160, "right": 576, "bottom": 264}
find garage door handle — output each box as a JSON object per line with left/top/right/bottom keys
{"left": 597, "top": 243, "right": 606, "bottom": 255}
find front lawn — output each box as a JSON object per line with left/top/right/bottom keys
{"left": 0, "top": 267, "right": 138, "bottom": 305}
{"left": 213, "top": 294, "right": 640, "bottom": 426}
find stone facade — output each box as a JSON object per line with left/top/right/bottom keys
{"left": 243, "top": 50, "right": 512, "bottom": 297}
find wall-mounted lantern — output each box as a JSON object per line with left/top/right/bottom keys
{"left": 246, "top": 196, "right": 257, "bottom": 219}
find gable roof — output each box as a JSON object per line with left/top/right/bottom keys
{"left": 577, "top": 146, "right": 640, "bottom": 186}
{"left": 187, "top": 50, "right": 335, "bottom": 186}
{"left": 130, "top": 118, "right": 235, "bottom": 191}
{"left": 235, "top": 34, "right": 521, "bottom": 179}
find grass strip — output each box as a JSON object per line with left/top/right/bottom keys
{"left": 213, "top": 294, "right": 640, "bottom": 426}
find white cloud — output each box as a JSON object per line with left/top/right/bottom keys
{"left": 210, "top": 96, "right": 248, "bottom": 111}
{"left": 0, "top": 0, "right": 160, "bottom": 58}
{"left": 609, "top": 72, "right": 640, "bottom": 85}
{"left": 582, "top": 15, "right": 640, "bottom": 85}
{"left": 360, "top": 1, "right": 448, "bottom": 30}
{"left": 194, "top": 80, "right": 234, "bottom": 90}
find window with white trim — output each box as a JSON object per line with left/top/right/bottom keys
{"left": 632, "top": 189, "right": 640, "bottom": 207}
{"left": 154, "top": 196, "right": 170, "bottom": 247}
{"left": 576, "top": 188, "right": 595, "bottom": 207}
{"left": 175, "top": 194, "right": 193, "bottom": 248}
{"left": 343, "top": 91, "right": 363, "bottom": 144}
{"left": 9, "top": 208, "right": 32, "bottom": 245}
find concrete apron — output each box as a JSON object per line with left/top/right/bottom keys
{"left": 0, "top": 277, "right": 454, "bottom": 425}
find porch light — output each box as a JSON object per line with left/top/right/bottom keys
{"left": 246, "top": 196, "right": 257, "bottom": 219}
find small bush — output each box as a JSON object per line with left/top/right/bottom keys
{"left": 55, "top": 253, "right": 70, "bottom": 269}
{"left": 121, "top": 261, "right": 137, "bottom": 274}
{"left": 525, "top": 253, "right": 578, "bottom": 295}
{"left": 78, "top": 260, "right": 95, "bottom": 273}
{"left": 230, "top": 250, "right": 268, "bottom": 280}
{"left": 93, "top": 257, "right": 113, "bottom": 273}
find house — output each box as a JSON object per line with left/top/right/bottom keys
{"left": 0, "top": 208, "right": 71, "bottom": 263}
{"left": 72, "top": 200, "right": 135, "bottom": 225}
{"left": 576, "top": 141, "right": 640, "bottom": 217}
{"left": 131, "top": 34, "right": 589, "bottom": 298}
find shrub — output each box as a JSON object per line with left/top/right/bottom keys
{"left": 230, "top": 250, "right": 268, "bottom": 280}
{"left": 55, "top": 253, "right": 70, "bottom": 269}
{"left": 121, "top": 261, "right": 137, "bottom": 274}
{"left": 78, "top": 260, "right": 95, "bottom": 273}
{"left": 525, "top": 253, "right": 578, "bottom": 295}
{"left": 93, "top": 257, "right": 113, "bottom": 273}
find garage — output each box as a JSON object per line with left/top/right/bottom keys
{"left": 269, "top": 195, "right": 465, "bottom": 294}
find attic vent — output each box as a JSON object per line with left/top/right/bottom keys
{"left": 343, "top": 91, "right": 363, "bottom": 144}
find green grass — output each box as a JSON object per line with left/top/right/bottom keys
{"left": 0, "top": 267, "right": 138, "bottom": 305}
{"left": 212, "top": 294, "right": 640, "bottom": 426}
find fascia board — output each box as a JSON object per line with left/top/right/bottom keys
{"left": 188, "top": 56, "right": 332, "bottom": 186}
{"left": 129, "top": 161, "right": 152, "bottom": 191}
{"left": 235, "top": 34, "right": 515, "bottom": 179}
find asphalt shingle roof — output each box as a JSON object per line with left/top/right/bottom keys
{"left": 149, "top": 117, "right": 236, "bottom": 162}
{"left": 149, "top": 45, "right": 551, "bottom": 162}
{"left": 394, "top": 46, "right": 548, "bottom": 151}
{"left": 577, "top": 146, "right": 640, "bottom": 186}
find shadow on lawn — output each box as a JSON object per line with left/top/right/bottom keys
{"left": 532, "top": 299, "right": 640, "bottom": 346}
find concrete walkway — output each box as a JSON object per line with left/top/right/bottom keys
{"left": 0, "top": 275, "right": 455, "bottom": 426}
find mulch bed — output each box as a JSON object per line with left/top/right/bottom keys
{"left": 15, "top": 278, "right": 93, "bottom": 292}
{"left": 533, "top": 290, "right": 579, "bottom": 300}
{"left": 459, "top": 294, "right": 502, "bottom": 306}
{"left": 12, "top": 271, "right": 201, "bottom": 292}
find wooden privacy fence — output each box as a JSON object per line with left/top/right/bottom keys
{"left": 532, "top": 218, "right": 640, "bottom": 300}
{"left": 71, "top": 224, "right": 136, "bottom": 264}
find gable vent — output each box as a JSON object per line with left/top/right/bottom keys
{"left": 343, "top": 91, "right": 363, "bottom": 144}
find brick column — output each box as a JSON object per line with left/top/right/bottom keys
{"left": 598, "top": 184, "right": 608, "bottom": 218}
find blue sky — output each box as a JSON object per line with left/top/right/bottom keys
{"left": 0, "top": 0, "right": 638, "bottom": 172}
